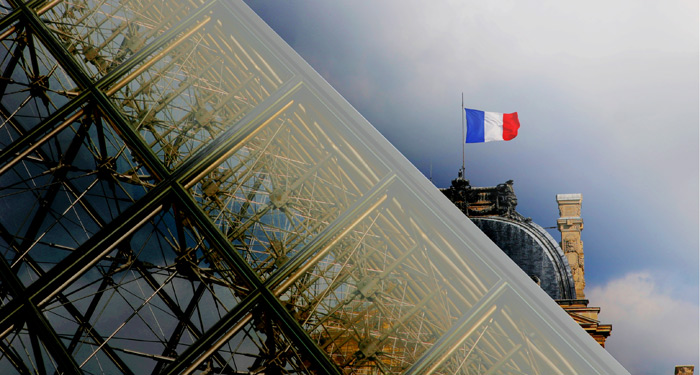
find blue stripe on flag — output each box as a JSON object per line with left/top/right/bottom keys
{"left": 465, "top": 108, "right": 485, "bottom": 143}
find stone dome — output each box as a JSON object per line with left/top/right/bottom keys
{"left": 471, "top": 216, "right": 576, "bottom": 300}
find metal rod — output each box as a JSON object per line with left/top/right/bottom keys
{"left": 462, "top": 92, "right": 465, "bottom": 176}
{"left": 35, "top": 0, "right": 62, "bottom": 15}
{"left": 404, "top": 282, "right": 506, "bottom": 375}
{"left": 106, "top": 17, "right": 211, "bottom": 96}
{"left": 0, "top": 109, "right": 83, "bottom": 176}
{"left": 181, "top": 313, "right": 251, "bottom": 375}
{"left": 0, "top": 0, "right": 60, "bottom": 41}
{"left": 37, "top": 202, "right": 165, "bottom": 306}
{"left": 483, "top": 343, "right": 522, "bottom": 375}
{"left": 183, "top": 99, "right": 296, "bottom": 188}
{"left": 268, "top": 174, "right": 395, "bottom": 294}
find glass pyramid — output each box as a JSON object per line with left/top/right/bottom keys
{"left": 0, "top": 0, "right": 629, "bottom": 373}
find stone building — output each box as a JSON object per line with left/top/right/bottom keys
{"left": 441, "top": 175, "right": 612, "bottom": 346}
{"left": 676, "top": 365, "right": 696, "bottom": 375}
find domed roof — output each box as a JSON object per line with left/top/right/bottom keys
{"left": 441, "top": 178, "right": 577, "bottom": 300}
{"left": 471, "top": 216, "right": 576, "bottom": 299}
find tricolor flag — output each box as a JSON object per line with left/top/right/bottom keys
{"left": 465, "top": 108, "right": 520, "bottom": 143}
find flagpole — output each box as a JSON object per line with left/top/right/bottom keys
{"left": 461, "top": 92, "right": 465, "bottom": 179}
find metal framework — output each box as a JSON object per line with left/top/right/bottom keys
{"left": 0, "top": 0, "right": 629, "bottom": 374}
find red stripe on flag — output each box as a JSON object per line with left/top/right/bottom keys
{"left": 502, "top": 112, "right": 520, "bottom": 141}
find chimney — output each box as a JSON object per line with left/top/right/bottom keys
{"left": 557, "top": 194, "right": 585, "bottom": 299}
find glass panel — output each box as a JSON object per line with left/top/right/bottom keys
{"left": 427, "top": 286, "right": 601, "bottom": 375}
{"left": 277, "top": 179, "right": 500, "bottom": 374}
{"left": 189, "top": 86, "right": 390, "bottom": 280}
{"left": 0, "top": 26, "right": 77, "bottom": 134}
{"left": 105, "top": 5, "right": 294, "bottom": 169}
{"left": 0, "top": 322, "right": 64, "bottom": 375}
{"left": 39, "top": 206, "right": 249, "bottom": 374}
{"left": 40, "top": 0, "right": 206, "bottom": 79}
{"left": 189, "top": 302, "right": 322, "bottom": 374}
{"left": 0, "top": 108, "right": 151, "bottom": 283}
{"left": 0, "top": 1, "right": 13, "bottom": 16}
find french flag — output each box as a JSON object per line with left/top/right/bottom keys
{"left": 465, "top": 108, "right": 520, "bottom": 143}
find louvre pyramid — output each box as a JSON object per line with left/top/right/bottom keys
{"left": 0, "top": 0, "right": 629, "bottom": 373}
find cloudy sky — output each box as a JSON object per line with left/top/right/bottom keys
{"left": 243, "top": 1, "right": 699, "bottom": 373}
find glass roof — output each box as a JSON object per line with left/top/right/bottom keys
{"left": 0, "top": 0, "right": 629, "bottom": 373}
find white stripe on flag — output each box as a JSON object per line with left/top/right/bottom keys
{"left": 483, "top": 112, "right": 504, "bottom": 142}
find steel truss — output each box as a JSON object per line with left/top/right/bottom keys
{"left": 0, "top": 0, "right": 629, "bottom": 374}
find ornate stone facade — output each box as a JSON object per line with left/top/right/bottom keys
{"left": 441, "top": 178, "right": 612, "bottom": 347}
{"left": 675, "top": 365, "right": 695, "bottom": 375}
{"left": 441, "top": 178, "right": 524, "bottom": 221}
{"left": 557, "top": 299, "right": 612, "bottom": 347}
{"left": 557, "top": 194, "right": 586, "bottom": 298}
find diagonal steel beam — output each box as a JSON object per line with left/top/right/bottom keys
{"left": 0, "top": 0, "right": 48, "bottom": 35}
{"left": 179, "top": 80, "right": 303, "bottom": 189}
{"left": 0, "top": 183, "right": 170, "bottom": 333}
{"left": 159, "top": 172, "right": 395, "bottom": 375}
{"left": 11, "top": 110, "right": 93, "bottom": 267}
{"left": 149, "top": 281, "right": 207, "bottom": 375}
{"left": 0, "top": 24, "right": 26, "bottom": 98}
{"left": 0, "top": 253, "right": 82, "bottom": 374}
{"left": 0, "top": 223, "right": 136, "bottom": 374}
{"left": 402, "top": 282, "right": 507, "bottom": 375}
{"left": 154, "top": 182, "right": 340, "bottom": 375}
{"left": 267, "top": 173, "right": 394, "bottom": 294}
{"left": 0, "top": 340, "right": 33, "bottom": 375}
{"left": 1, "top": 0, "right": 220, "bottom": 182}
{"left": 132, "top": 261, "right": 238, "bottom": 374}
{"left": 0, "top": 93, "right": 87, "bottom": 175}
{"left": 159, "top": 290, "right": 260, "bottom": 375}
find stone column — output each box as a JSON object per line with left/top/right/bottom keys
{"left": 557, "top": 194, "right": 585, "bottom": 299}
